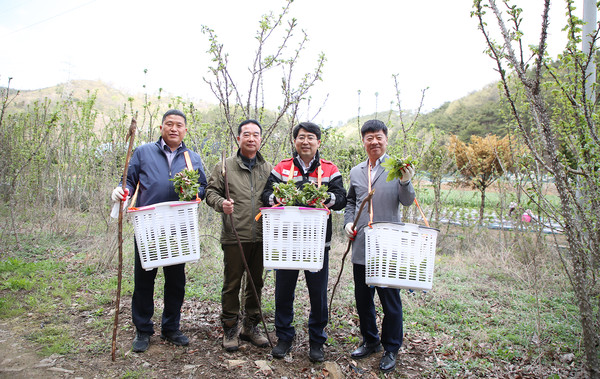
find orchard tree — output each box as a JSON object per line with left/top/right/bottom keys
{"left": 449, "top": 134, "right": 514, "bottom": 222}
{"left": 420, "top": 128, "right": 454, "bottom": 224}
{"left": 201, "top": 0, "right": 325, "bottom": 157}
{"left": 473, "top": 0, "right": 600, "bottom": 375}
{"left": 0, "top": 78, "right": 57, "bottom": 247}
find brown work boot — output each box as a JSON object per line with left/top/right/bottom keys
{"left": 240, "top": 322, "right": 269, "bottom": 348}
{"left": 222, "top": 321, "right": 239, "bottom": 352}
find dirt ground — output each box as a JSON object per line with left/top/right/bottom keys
{"left": 0, "top": 296, "right": 437, "bottom": 379}
{"left": 0, "top": 182, "right": 578, "bottom": 379}
{"left": 0, "top": 292, "right": 582, "bottom": 379}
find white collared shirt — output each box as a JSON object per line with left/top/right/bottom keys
{"left": 368, "top": 156, "right": 384, "bottom": 183}
{"left": 298, "top": 155, "right": 317, "bottom": 174}
{"left": 160, "top": 140, "right": 182, "bottom": 169}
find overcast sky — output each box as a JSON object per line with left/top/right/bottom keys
{"left": 1, "top": 0, "right": 577, "bottom": 125}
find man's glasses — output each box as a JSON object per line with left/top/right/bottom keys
{"left": 296, "top": 135, "right": 317, "bottom": 142}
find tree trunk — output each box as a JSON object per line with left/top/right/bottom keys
{"left": 473, "top": 1, "right": 600, "bottom": 372}
{"left": 433, "top": 175, "right": 442, "bottom": 224}
{"left": 479, "top": 188, "right": 486, "bottom": 224}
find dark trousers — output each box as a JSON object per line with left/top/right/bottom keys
{"left": 353, "top": 263, "right": 403, "bottom": 354}
{"left": 274, "top": 247, "right": 329, "bottom": 345}
{"left": 221, "top": 242, "right": 264, "bottom": 325}
{"left": 131, "top": 241, "right": 186, "bottom": 334}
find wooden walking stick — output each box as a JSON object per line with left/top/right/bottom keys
{"left": 111, "top": 115, "right": 137, "bottom": 361}
{"left": 221, "top": 152, "right": 274, "bottom": 348}
{"left": 328, "top": 189, "right": 375, "bottom": 321}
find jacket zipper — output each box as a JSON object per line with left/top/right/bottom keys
{"left": 250, "top": 166, "right": 256, "bottom": 242}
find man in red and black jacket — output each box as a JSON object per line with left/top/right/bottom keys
{"left": 261, "top": 122, "right": 346, "bottom": 363}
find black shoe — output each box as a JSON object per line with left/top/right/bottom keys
{"left": 271, "top": 339, "right": 292, "bottom": 359}
{"left": 132, "top": 331, "right": 151, "bottom": 352}
{"left": 308, "top": 341, "right": 324, "bottom": 363}
{"left": 379, "top": 351, "right": 397, "bottom": 373}
{"left": 160, "top": 330, "right": 189, "bottom": 346}
{"left": 350, "top": 340, "right": 382, "bottom": 359}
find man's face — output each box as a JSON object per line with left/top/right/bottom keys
{"left": 362, "top": 130, "right": 388, "bottom": 161}
{"left": 294, "top": 128, "right": 321, "bottom": 163}
{"left": 237, "top": 123, "right": 261, "bottom": 158}
{"left": 160, "top": 115, "right": 187, "bottom": 150}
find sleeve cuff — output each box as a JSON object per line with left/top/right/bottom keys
{"left": 325, "top": 193, "right": 336, "bottom": 208}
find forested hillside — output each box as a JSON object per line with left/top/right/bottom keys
{"left": 3, "top": 79, "right": 513, "bottom": 142}
{"left": 418, "top": 83, "right": 512, "bottom": 140}
{"left": 328, "top": 82, "right": 512, "bottom": 142}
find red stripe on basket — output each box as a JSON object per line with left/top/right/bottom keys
{"left": 170, "top": 200, "right": 201, "bottom": 207}
{"left": 127, "top": 205, "right": 155, "bottom": 212}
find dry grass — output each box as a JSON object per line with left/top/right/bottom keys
{"left": 0, "top": 206, "right": 584, "bottom": 377}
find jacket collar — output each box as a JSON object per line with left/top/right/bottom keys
{"left": 156, "top": 137, "right": 186, "bottom": 153}
{"left": 292, "top": 150, "right": 321, "bottom": 174}
{"left": 235, "top": 150, "right": 265, "bottom": 170}
{"left": 360, "top": 153, "right": 389, "bottom": 184}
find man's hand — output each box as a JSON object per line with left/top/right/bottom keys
{"left": 400, "top": 165, "right": 415, "bottom": 184}
{"left": 222, "top": 199, "right": 234, "bottom": 215}
{"left": 344, "top": 223, "right": 357, "bottom": 240}
{"left": 111, "top": 187, "right": 129, "bottom": 202}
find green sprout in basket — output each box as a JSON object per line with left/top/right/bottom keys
{"left": 298, "top": 182, "right": 329, "bottom": 206}
{"left": 170, "top": 168, "right": 200, "bottom": 201}
{"left": 273, "top": 182, "right": 300, "bottom": 205}
{"left": 381, "top": 155, "right": 418, "bottom": 182}
{"left": 273, "top": 181, "right": 329, "bottom": 206}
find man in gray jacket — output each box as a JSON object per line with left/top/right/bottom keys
{"left": 205, "top": 119, "right": 272, "bottom": 352}
{"left": 343, "top": 119, "right": 415, "bottom": 373}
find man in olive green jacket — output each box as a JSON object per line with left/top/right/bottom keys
{"left": 205, "top": 119, "right": 273, "bottom": 352}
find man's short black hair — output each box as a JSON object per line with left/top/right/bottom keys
{"left": 292, "top": 122, "right": 321, "bottom": 140}
{"left": 162, "top": 109, "right": 187, "bottom": 125}
{"left": 360, "top": 119, "right": 388, "bottom": 137}
{"left": 238, "top": 119, "right": 262, "bottom": 135}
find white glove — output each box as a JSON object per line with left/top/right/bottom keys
{"left": 400, "top": 165, "right": 415, "bottom": 183}
{"left": 111, "top": 187, "right": 129, "bottom": 202}
{"left": 344, "top": 223, "right": 357, "bottom": 240}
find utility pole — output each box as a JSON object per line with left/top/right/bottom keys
{"left": 583, "top": 0, "right": 597, "bottom": 102}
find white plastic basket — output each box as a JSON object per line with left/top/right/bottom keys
{"left": 261, "top": 206, "right": 329, "bottom": 272}
{"left": 364, "top": 222, "right": 439, "bottom": 290}
{"left": 128, "top": 201, "right": 201, "bottom": 270}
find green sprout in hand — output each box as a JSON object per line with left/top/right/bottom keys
{"left": 298, "top": 182, "right": 329, "bottom": 206}
{"left": 381, "top": 155, "right": 418, "bottom": 182}
{"left": 273, "top": 182, "right": 300, "bottom": 205}
{"left": 273, "top": 181, "right": 329, "bottom": 206}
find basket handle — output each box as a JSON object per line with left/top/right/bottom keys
{"left": 414, "top": 196, "right": 429, "bottom": 227}
{"left": 184, "top": 151, "right": 201, "bottom": 201}
{"left": 128, "top": 182, "right": 141, "bottom": 211}
{"left": 255, "top": 203, "right": 283, "bottom": 221}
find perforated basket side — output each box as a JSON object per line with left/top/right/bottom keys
{"left": 365, "top": 222, "right": 438, "bottom": 290}
{"left": 261, "top": 207, "right": 328, "bottom": 272}
{"left": 130, "top": 201, "right": 200, "bottom": 270}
